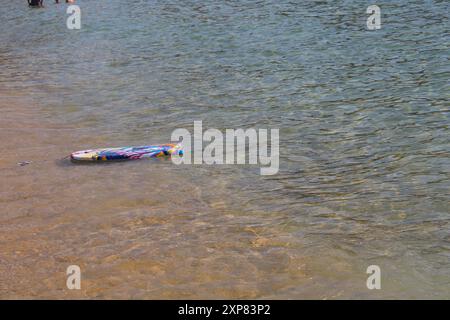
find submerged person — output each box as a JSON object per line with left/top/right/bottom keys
{"left": 28, "top": 0, "right": 43, "bottom": 6}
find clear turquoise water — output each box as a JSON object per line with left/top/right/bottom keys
{"left": 0, "top": 1, "right": 449, "bottom": 298}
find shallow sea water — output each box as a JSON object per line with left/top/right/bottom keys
{"left": 0, "top": 1, "right": 449, "bottom": 298}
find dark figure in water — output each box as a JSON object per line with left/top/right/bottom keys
{"left": 28, "top": 0, "right": 43, "bottom": 7}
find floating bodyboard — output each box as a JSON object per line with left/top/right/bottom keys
{"left": 70, "top": 144, "right": 182, "bottom": 161}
